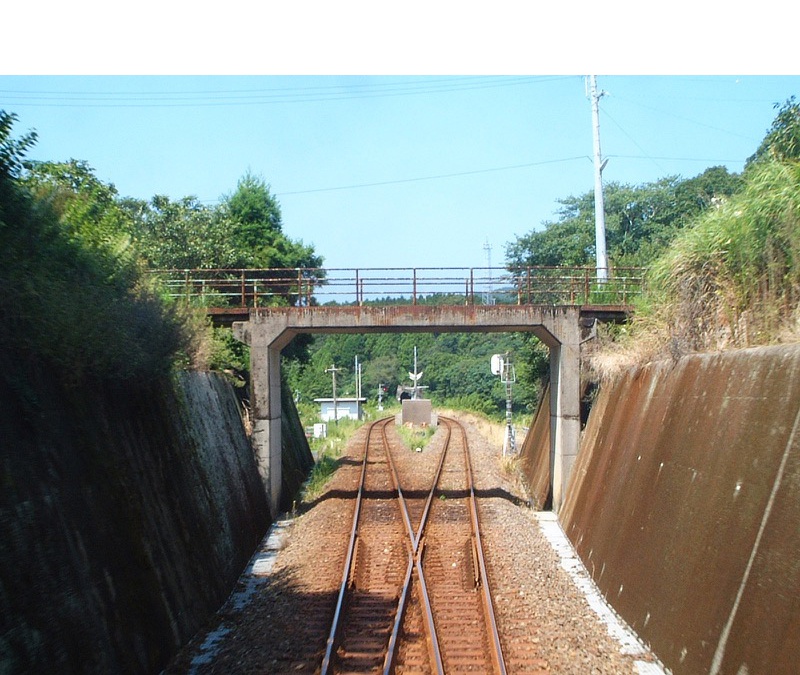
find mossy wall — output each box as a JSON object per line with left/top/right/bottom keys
{"left": 518, "top": 383, "right": 551, "bottom": 510}
{"left": 0, "top": 361, "right": 270, "bottom": 674}
{"left": 280, "top": 381, "right": 315, "bottom": 512}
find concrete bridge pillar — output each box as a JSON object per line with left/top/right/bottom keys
{"left": 534, "top": 307, "right": 582, "bottom": 512}
{"left": 549, "top": 337, "right": 581, "bottom": 512}
{"left": 234, "top": 304, "right": 584, "bottom": 516}
{"left": 233, "top": 322, "right": 290, "bottom": 519}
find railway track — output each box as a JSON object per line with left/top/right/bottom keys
{"left": 321, "top": 416, "right": 507, "bottom": 674}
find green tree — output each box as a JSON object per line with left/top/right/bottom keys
{"left": 361, "top": 354, "right": 400, "bottom": 395}
{"left": 747, "top": 96, "right": 800, "bottom": 166}
{"left": 0, "top": 111, "right": 36, "bottom": 182}
{"left": 222, "top": 171, "right": 323, "bottom": 269}
{"left": 0, "top": 112, "right": 189, "bottom": 381}
{"left": 23, "top": 159, "right": 139, "bottom": 287}
{"left": 121, "top": 194, "right": 239, "bottom": 269}
{"left": 0, "top": 111, "right": 37, "bottom": 234}
{"left": 505, "top": 169, "right": 743, "bottom": 271}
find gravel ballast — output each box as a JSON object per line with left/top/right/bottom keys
{"left": 166, "top": 413, "right": 666, "bottom": 674}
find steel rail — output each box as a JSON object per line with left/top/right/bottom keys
{"left": 444, "top": 416, "right": 508, "bottom": 675}
{"left": 412, "top": 420, "right": 451, "bottom": 554}
{"left": 380, "top": 419, "right": 449, "bottom": 675}
{"left": 320, "top": 417, "right": 391, "bottom": 674}
{"left": 321, "top": 415, "right": 507, "bottom": 674}
{"left": 377, "top": 421, "right": 418, "bottom": 675}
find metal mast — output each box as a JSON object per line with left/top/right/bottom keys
{"left": 588, "top": 75, "right": 609, "bottom": 282}
{"left": 325, "top": 364, "right": 341, "bottom": 424}
{"left": 501, "top": 354, "right": 516, "bottom": 457}
{"left": 483, "top": 239, "right": 494, "bottom": 305}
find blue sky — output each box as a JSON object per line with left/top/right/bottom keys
{"left": 3, "top": 75, "right": 797, "bottom": 270}
{"left": 1, "top": 7, "right": 797, "bottom": 270}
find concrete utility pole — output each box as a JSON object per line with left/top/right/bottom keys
{"left": 588, "top": 75, "right": 609, "bottom": 282}
{"left": 325, "top": 364, "right": 341, "bottom": 423}
{"left": 354, "top": 355, "right": 362, "bottom": 400}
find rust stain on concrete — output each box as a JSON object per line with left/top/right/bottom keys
{"left": 559, "top": 345, "right": 800, "bottom": 675}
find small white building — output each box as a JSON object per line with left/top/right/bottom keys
{"left": 314, "top": 397, "right": 367, "bottom": 422}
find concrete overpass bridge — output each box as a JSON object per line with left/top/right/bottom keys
{"left": 152, "top": 266, "right": 644, "bottom": 515}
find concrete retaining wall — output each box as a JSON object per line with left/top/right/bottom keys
{"left": 559, "top": 345, "right": 800, "bottom": 675}
{"left": 0, "top": 364, "right": 272, "bottom": 674}
{"left": 519, "top": 384, "right": 551, "bottom": 510}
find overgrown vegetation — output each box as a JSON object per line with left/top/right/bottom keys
{"left": 647, "top": 160, "right": 800, "bottom": 351}
{"left": 582, "top": 98, "right": 800, "bottom": 380}
{"left": 0, "top": 112, "right": 191, "bottom": 382}
{"left": 0, "top": 109, "right": 323, "bottom": 384}
{"left": 297, "top": 409, "right": 375, "bottom": 501}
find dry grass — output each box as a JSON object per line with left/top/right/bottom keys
{"left": 439, "top": 408, "right": 506, "bottom": 448}
{"left": 587, "top": 300, "right": 800, "bottom": 385}
{"left": 582, "top": 319, "right": 671, "bottom": 384}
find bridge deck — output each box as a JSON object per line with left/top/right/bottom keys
{"left": 208, "top": 304, "right": 631, "bottom": 328}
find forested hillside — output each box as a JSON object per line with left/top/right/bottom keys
{"left": 284, "top": 330, "right": 548, "bottom": 417}
{"left": 4, "top": 93, "right": 799, "bottom": 408}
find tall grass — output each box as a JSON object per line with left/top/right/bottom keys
{"left": 650, "top": 161, "right": 800, "bottom": 352}
{"left": 587, "top": 160, "right": 800, "bottom": 380}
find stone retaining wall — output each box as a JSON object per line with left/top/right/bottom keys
{"left": 0, "top": 364, "right": 280, "bottom": 673}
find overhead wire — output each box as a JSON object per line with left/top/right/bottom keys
{"left": 0, "top": 75, "right": 575, "bottom": 108}
{"left": 609, "top": 93, "right": 757, "bottom": 141}
{"left": 275, "top": 156, "right": 590, "bottom": 196}
{"left": 599, "top": 103, "right": 669, "bottom": 174}
{"left": 3, "top": 74, "right": 751, "bottom": 202}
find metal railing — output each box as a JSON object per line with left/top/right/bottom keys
{"left": 148, "top": 266, "right": 646, "bottom": 309}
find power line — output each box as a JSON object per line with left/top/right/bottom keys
{"left": 600, "top": 104, "right": 668, "bottom": 175}
{"left": 275, "top": 156, "right": 589, "bottom": 196}
{"left": 187, "top": 152, "right": 744, "bottom": 204}
{"left": 607, "top": 154, "right": 744, "bottom": 164}
{"left": 0, "top": 75, "right": 574, "bottom": 108}
{"left": 0, "top": 75, "right": 562, "bottom": 97}
{"left": 608, "top": 94, "right": 757, "bottom": 141}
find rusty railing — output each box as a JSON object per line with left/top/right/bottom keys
{"left": 148, "top": 266, "right": 646, "bottom": 309}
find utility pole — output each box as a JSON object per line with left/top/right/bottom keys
{"left": 354, "top": 355, "right": 362, "bottom": 400}
{"left": 502, "top": 354, "right": 516, "bottom": 457}
{"left": 325, "top": 364, "right": 341, "bottom": 424}
{"left": 588, "top": 75, "right": 609, "bottom": 282}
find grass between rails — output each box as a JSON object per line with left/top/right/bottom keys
{"left": 395, "top": 424, "right": 436, "bottom": 452}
